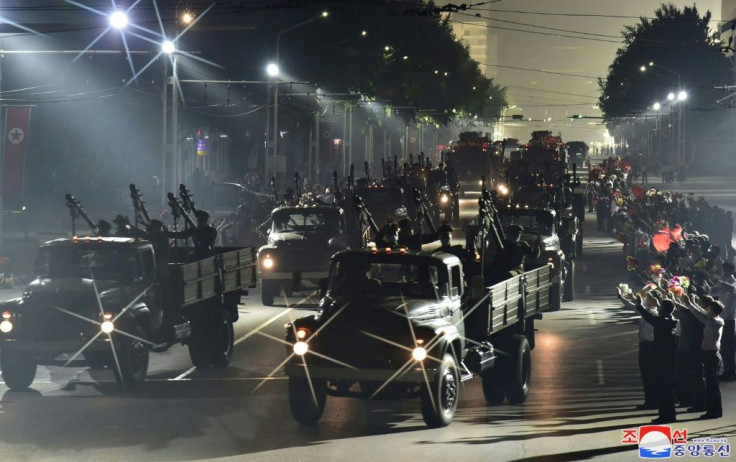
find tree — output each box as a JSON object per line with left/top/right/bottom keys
{"left": 598, "top": 4, "right": 731, "bottom": 122}
{"left": 275, "top": 0, "right": 506, "bottom": 125}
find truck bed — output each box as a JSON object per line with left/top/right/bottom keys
{"left": 169, "top": 247, "right": 257, "bottom": 307}
{"left": 465, "top": 264, "right": 552, "bottom": 340}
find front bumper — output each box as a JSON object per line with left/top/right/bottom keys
{"left": 260, "top": 271, "right": 328, "bottom": 281}
{"left": 284, "top": 362, "right": 438, "bottom": 383}
{"left": 0, "top": 337, "right": 111, "bottom": 354}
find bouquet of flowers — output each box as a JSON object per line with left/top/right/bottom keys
{"left": 667, "top": 275, "right": 690, "bottom": 298}
{"left": 648, "top": 264, "right": 666, "bottom": 279}
{"left": 618, "top": 283, "right": 633, "bottom": 297}
{"left": 626, "top": 255, "right": 639, "bottom": 271}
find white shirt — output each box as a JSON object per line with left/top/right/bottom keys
{"left": 618, "top": 288, "right": 655, "bottom": 342}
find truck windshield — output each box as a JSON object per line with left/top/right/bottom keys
{"left": 329, "top": 260, "right": 444, "bottom": 299}
{"left": 35, "top": 246, "right": 137, "bottom": 281}
{"left": 500, "top": 213, "right": 553, "bottom": 236}
{"left": 271, "top": 211, "right": 340, "bottom": 234}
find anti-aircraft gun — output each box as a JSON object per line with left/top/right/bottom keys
{"left": 65, "top": 193, "right": 100, "bottom": 236}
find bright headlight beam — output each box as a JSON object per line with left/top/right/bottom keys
{"left": 262, "top": 256, "right": 274, "bottom": 269}
{"left": 0, "top": 320, "right": 13, "bottom": 333}
{"left": 293, "top": 341, "right": 309, "bottom": 355}
{"left": 412, "top": 346, "right": 427, "bottom": 361}
{"left": 101, "top": 320, "right": 115, "bottom": 333}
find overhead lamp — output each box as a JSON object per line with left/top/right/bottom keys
{"left": 266, "top": 63, "right": 279, "bottom": 77}
{"left": 109, "top": 10, "right": 128, "bottom": 29}
{"left": 677, "top": 90, "right": 687, "bottom": 101}
{"left": 161, "top": 40, "right": 176, "bottom": 54}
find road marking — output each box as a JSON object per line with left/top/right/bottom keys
{"left": 588, "top": 312, "right": 597, "bottom": 325}
{"left": 171, "top": 367, "right": 197, "bottom": 381}
{"left": 597, "top": 359, "right": 604, "bottom": 385}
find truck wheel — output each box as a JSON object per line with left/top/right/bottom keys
{"left": 420, "top": 353, "right": 459, "bottom": 428}
{"left": 550, "top": 283, "right": 562, "bottom": 311}
{"left": 261, "top": 280, "right": 279, "bottom": 306}
{"left": 288, "top": 376, "right": 327, "bottom": 425}
{"left": 481, "top": 369, "right": 506, "bottom": 405}
{"left": 563, "top": 261, "right": 575, "bottom": 302}
{"left": 211, "top": 317, "right": 234, "bottom": 368}
{"left": 1, "top": 350, "right": 37, "bottom": 390}
{"left": 576, "top": 231, "right": 584, "bottom": 256}
{"left": 502, "top": 335, "right": 531, "bottom": 404}
{"left": 113, "top": 327, "right": 149, "bottom": 388}
{"left": 188, "top": 316, "right": 211, "bottom": 368}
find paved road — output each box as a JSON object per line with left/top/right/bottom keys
{"left": 0, "top": 180, "right": 734, "bottom": 461}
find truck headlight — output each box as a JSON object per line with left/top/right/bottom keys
{"left": 440, "top": 194, "right": 449, "bottom": 204}
{"left": 1, "top": 311, "right": 14, "bottom": 333}
{"left": 412, "top": 346, "right": 427, "bottom": 361}
{"left": 262, "top": 255, "right": 274, "bottom": 270}
{"left": 293, "top": 341, "right": 309, "bottom": 356}
{"left": 100, "top": 312, "right": 115, "bottom": 333}
{"left": 497, "top": 184, "right": 509, "bottom": 196}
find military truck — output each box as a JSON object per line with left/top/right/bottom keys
{"left": 0, "top": 190, "right": 256, "bottom": 390}
{"left": 258, "top": 204, "right": 350, "bottom": 306}
{"left": 282, "top": 185, "right": 553, "bottom": 428}
{"left": 498, "top": 205, "right": 574, "bottom": 309}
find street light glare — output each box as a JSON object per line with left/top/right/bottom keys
{"left": 109, "top": 10, "right": 128, "bottom": 29}
{"left": 321, "top": 11, "right": 329, "bottom": 17}
{"left": 677, "top": 90, "right": 687, "bottom": 101}
{"left": 182, "top": 12, "right": 194, "bottom": 24}
{"left": 161, "top": 40, "right": 176, "bottom": 54}
{"left": 653, "top": 102, "right": 661, "bottom": 110}
{"left": 640, "top": 65, "right": 646, "bottom": 72}
{"left": 667, "top": 92, "right": 675, "bottom": 101}
{"left": 267, "top": 63, "right": 279, "bottom": 77}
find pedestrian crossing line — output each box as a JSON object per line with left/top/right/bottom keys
{"left": 597, "top": 360, "right": 604, "bottom": 385}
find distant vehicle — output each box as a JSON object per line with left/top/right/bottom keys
{"left": 448, "top": 131, "right": 501, "bottom": 194}
{"left": 565, "top": 141, "right": 589, "bottom": 169}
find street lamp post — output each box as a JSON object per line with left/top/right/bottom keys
{"left": 642, "top": 62, "right": 686, "bottom": 167}
{"left": 268, "top": 11, "right": 328, "bottom": 184}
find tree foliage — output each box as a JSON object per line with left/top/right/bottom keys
{"left": 275, "top": 0, "right": 506, "bottom": 125}
{"left": 598, "top": 3, "right": 731, "bottom": 122}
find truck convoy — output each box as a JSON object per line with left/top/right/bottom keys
{"left": 0, "top": 185, "right": 257, "bottom": 390}
{"left": 447, "top": 131, "right": 500, "bottom": 195}
{"left": 283, "top": 183, "right": 553, "bottom": 427}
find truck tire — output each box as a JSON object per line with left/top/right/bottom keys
{"left": 288, "top": 376, "right": 327, "bottom": 425}
{"left": 576, "top": 231, "right": 584, "bottom": 256}
{"left": 550, "top": 282, "right": 562, "bottom": 311}
{"left": 502, "top": 335, "right": 531, "bottom": 404}
{"left": 261, "top": 280, "right": 279, "bottom": 306}
{"left": 113, "top": 327, "right": 149, "bottom": 388}
{"left": 481, "top": 369, "right": 506, "bottom": 405}
{"left": 211, "top": 317, "right": 234, "bottom": 368}
{"left": 420, "top": 353, "right": 459, "bottom": 428}
{"left": 563, "top": 261, "right": 575, "bottom": 302}
{"left": 0, "top": 350, "right": 37, "bottom": 390}
{"left": 188, "top": 314, "right": 212, "bottom": 368}
{"left": 85, "top": 351, "right": 108, "bottom": 370}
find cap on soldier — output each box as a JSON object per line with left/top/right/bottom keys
{"left": 194, "top": 210, "right": 210, "bottom": 221}
{"left": 438, "top": 223, "right": 453, "bottom": 234}
{"left": 113, "top": 214, "right": 128, "bottom": 225}
{"left": 97, "top": 219, "right": 112, "bottom": 231}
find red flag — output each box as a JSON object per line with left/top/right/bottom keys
{"left": 2, "top": 106, "right": 32, "bottom": 209}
